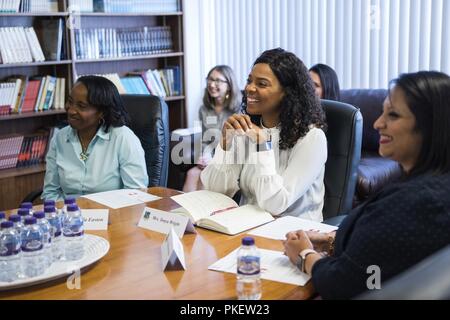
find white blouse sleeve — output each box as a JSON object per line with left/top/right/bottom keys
{"left": 200, "top": 143, "right": 242, "bottom": 198}
{"left": 252, "top": 128, "right": 327, "bottom": 215}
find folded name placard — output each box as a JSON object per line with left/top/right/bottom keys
{"left": 138, "top": 207, "right": 196, "bottom": 238}
{"left": 161, "top": 227, "right": 186, "bottom": 271}
{"left": 81, "top": 209, "right": 109, "bottom": 230}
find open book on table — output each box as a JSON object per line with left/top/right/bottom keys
{"left": 170, "top": 190, "right": 275, "bottom": 235}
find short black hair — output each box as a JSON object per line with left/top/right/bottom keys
{"left": 242, "top": 48, "right": 326, "bottom": 150}
{"left": 75, "top": 75, "right": 130, "bottom": 132}
{"left": 309, "top": 63, "right": 341, "bottom": 101}
{"left": 391, "top": 71, "right": 450, "bottom": 176}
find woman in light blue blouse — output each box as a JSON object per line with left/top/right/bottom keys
{"left": 42, "top": 76, "right": 148, "bottom": 201}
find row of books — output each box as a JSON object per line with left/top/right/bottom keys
{"left": 0, "top": 75, "right": 66, "bottom": 116}
{"left": 89, "top": 67, "right": 181, "bottom": 98}
{"left": 68, "top": 0, "right": 179, "bottom": 13}
{"left": 74, "top": 26, "right": 173, "bottom": 60}
{"left": 0, "top": 0, "right": 58, "bottom": 12}
{"left": 0, "top": 20, "right": 65, "bottom": 64}
{"left": 0, "top": 130, "right": 53, "bottom": 170}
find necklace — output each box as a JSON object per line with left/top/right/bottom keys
{"left": 260, "top": 119, "right": 280, "bottom": 142}
{"left": 79, "top": 137, "right": 90, "bottom": 161}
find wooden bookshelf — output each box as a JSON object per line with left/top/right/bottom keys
{"left": 0, "top": 0, "right": 186, "bottom": 210}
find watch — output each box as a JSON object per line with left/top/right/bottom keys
{"left": 296, "top": 249, "right": 317, "bottom": 273}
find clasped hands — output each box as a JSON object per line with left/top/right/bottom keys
{"left": 282, "top": 230, "right": 336, "bottom": 266}
{"left": 220, "top": 114, "right": 269, "bottom": 150}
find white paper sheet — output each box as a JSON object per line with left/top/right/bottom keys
{"left": 248, "top": 216, "right": 338, "bottom": 240}
{"left": 208, "top": 248, "right": 310, "bottom": 286}
{"left": 81, "top": 189, "right": 161, "bottom": 209}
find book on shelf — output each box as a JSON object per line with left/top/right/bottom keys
{"left": 0, "top": 135, "right": 24, "bottom": 170}
{"left": 38, "top": 18, "right": 64, "bottom": 61}
{"left": 69, "top": 0, "right": 179, "bottom": 13}
{"left": 0, "top": 26, "right": 45, "bottom": 64}
{"left": 170, "top": 190, "right": 275, "bottom": 235}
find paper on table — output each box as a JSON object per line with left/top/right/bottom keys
{"left": 208, "top": 248, "right": 310, "bottom": 286}
{"left": 81, "top": 189, "right": 161, "bottom": 209}
{"left": 248, "top": 216, "right": 338, "bottom": 240}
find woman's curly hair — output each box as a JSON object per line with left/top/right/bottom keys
{"left": 242, "top": 48, "right": 326, "bottom": 150}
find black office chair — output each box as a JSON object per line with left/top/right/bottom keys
{"left": 321, "top": 99, "right": 363, "bottom": 224}
{"left": 357, "top": 245, "right": 450, "bottom": 300}
{"left": 121, "top": 94, "right": 169, "bottom": 187}
{"left": 22, "top": 94, "right": 169, "bottom": 203}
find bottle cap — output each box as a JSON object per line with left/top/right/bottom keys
{"left": 20, "top": 202, "right": 33, "bottom": 209}
{"left": 64, "top": 197, "right": 76, "bottom": 205}
{"left": 1, "top": 221, "right": 13, "bottom": 229}
{"left": 67, "top": 204, "right": 79, "bottom": 212}
{"left": 8, "top": 214, "right": 21, "bottom": 223}
{"left": 0, "top": 212, "right": 5, "bottom": 219}
{"left": 18, "top": 208, "right": 30, "bottom": 216}
{"left": 33, "top": 211, "right": 45, "bottom": 219}
{"left": 44, "top": 200, "right": 56, "bottom": 207}
{"left": 24, "top": 216, "right": 37, "bottom": 225}
{"left": 242, "top": 236, "right": 255, "bottom": 246}
{"left": 44, "top": 206, "right": 56, "bottom": 213}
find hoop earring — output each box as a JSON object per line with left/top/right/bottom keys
{"left": 225, "top": 93, "right": 230, "bottom": 100}
{"left": 99, "top": 118, "right": 105, "bottom": 127}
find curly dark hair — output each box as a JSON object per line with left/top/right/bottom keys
{"left": 242, "top": 48, "right": 326, "bottom": 150}
{"left": 75, "top": 75, "right": 130, "bottom": 133}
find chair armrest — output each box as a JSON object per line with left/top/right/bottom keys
{"left": 22, "top": 189, "right": 43, "bottom": 204}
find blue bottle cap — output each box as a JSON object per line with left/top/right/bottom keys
{"left": 44, "top": 200, "right": 56, "bottom": 207}
{"left": 242, "top": 236, "right": 255, "bottom": 246}
{"left": 0, "top": 212, "right": 5, "bottom": 219}
{"left": 33, "top": 211, "right": 45, "bottom": 219}
{"left": 67, "top": 204, "right": 79, "bottom": 212}
{"left": 1, "top": 221, "right": 13, "bottom": 229}
{"left": 20, "top": 202, "right": 33, "bottom": 209}
{"left": 18, "top": 208, "right": 30, "bottom": 216}
{"left": 44, "top": 206, "right": 56, "bottom": 213}
{"left": 64, "top": 197, "right": 76, "bottom": 205}
{"left": 8, "top": 214, "right": 21, "bottom": 223}
{"left": 24, "top": 216, "right": 37, "bottom": 225}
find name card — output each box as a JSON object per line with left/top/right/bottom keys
{"left": 81, "top": 209, "right": 109, "bottom": 230}
{"left": 161, "top": 227, "right": 186, "bottom": 271}
{"left": 137, "top": 207, "right": 196, "bottom": 238}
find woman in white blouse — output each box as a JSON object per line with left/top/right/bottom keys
{"left": 201, "top": 48, "right": 327, "bottom": 221}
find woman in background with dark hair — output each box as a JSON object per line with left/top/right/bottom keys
{"left": 309, "top": 63, "right": 341, "bottom": 101}
{"left": 283, "top": 71, "right": 450, "bottom": 299}
{"left": 183, "top": 65, "right": 241, "bottom": 192}
{"left": 201, "top": 48, "right": 327, "bottom": 221}
{"left": 42, "top": 75, "right": 148, "bottom": 200}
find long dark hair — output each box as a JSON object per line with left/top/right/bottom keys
{"left": 242, "top": 48, "right": 326, "bottom": 150}
{"left": 75, "top": 75, "right": 130, "bottom": 132}
{"left": 202, "top": 65, "right": 242, "bottom": 113}
{"left": 391, "top": 71, "right": 450, "bottom": 176}
{"left": 309, "top": 63, "right": 341, "bottom": 101}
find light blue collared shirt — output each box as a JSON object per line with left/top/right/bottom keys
{"left": 42, "top": 125, "right": 149, "bottom": 201}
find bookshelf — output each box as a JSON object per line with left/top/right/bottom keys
{"left": 0, "top": 0, "right": 186, "bottom": 210}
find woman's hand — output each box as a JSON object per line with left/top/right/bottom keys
{"left": 303, "top": 230, "right": 336, "bottom": 255}
{"left": 282, "top": 230, "right": 314, "bottom": 265}
{"left": 221, "top": 114, "right": 269, "bottom": 150}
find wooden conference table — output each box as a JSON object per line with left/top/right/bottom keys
{"left": 0, "top": 187, "right": 314, "bottom": 300}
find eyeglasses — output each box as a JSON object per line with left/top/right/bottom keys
{"left": 206, "top": 77, "right": 228, "bottom": 85}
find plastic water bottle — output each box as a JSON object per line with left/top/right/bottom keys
{"left": 17, "top": 208, "right": 31, "bottom": 223}
{"left": 63, "top": 204, "right": 84, "bottom": 261}
{"left": 44, "top": 206, "right": 63, "bottom": 261}
{"left": 20, "top": 202, "right": 34, "bottom": 215}
{"left": 61, "top": 197, "right": 76, "bottom": 222}
{"left": 44, "top": 200, "right": 56, "bottom": 207}
{"left": 236, "top": 236, "right": 262, "bottom": 300}
{"left": 8, "top": 214, "right": 24, "bottom": 243}
{"left": 0, "top": 221, "right": 22, "bottom": 282}
{"left": 0, "top": 212, "right": 6, "bottom": 224}
{"left": 21, "top": 216, "right": 46, "bottom": 277}
{"left": 33, "top": 211, "right": 52, "bottom": 268}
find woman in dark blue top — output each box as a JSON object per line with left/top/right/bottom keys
{"left": 283, "top": 71, "right": 450, "bottom": 299}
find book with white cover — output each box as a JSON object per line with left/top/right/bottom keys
{"left": 171, "top": 190, "right": 275, "bottom": 235}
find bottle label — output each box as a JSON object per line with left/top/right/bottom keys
{"left": 0, "top": 243, "right": 20, "bottom": 256}
{"left": 237, "top": 256, "right": 260, "bottom": 276}
{"left": 21, "top": 239, "right": 43, "bottom": 252}
{"left": 63, "top": 230, "right": 84, "bottom": 238}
